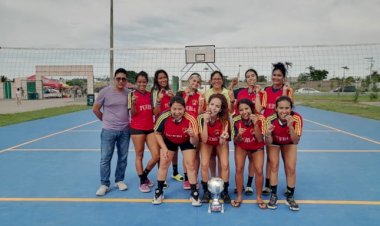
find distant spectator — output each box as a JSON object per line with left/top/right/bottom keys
{"left": 16, "top": 88, "right": 22, "bottom": 106}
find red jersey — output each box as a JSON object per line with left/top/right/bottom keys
{"left": 183, "top": 92, "right": 201, "bottom": 118}
{"left": 128, "top": 90, "right": 154, "bottom": 130}
{"left": 263, "top": 86, "right": 293, "bottom": 117}
{"left": 154, "top": 111, "right": 199, "bottom": 144}
{"left": 231, "top": 115, "right": 265, "bottom": 150}
{"left": 234, "top": 88, "right": 266, "bottom": 115}
{"left": 198, "top": 116, "right": 229, "bottom": 146}
{"left": 152, "top": 89, "right": 171, "bottom": 114}
{"left": 266, "top": 112, "right": 303, "bottom": 145}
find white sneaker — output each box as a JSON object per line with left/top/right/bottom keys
{"left": 96, "top": 185, "right": 109, "bottom": 196}
{"left": 190, "top": 191, "right": 202, "bottom": 207}
{"left": 115, "top": 181, "right": 128, "bottom": 191}
{"left": 152, "top": 189, "right": 164, "bottom": 205}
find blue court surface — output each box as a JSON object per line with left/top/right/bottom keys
{"left": 0, "top": 106, "right": 379, "bottom": 226}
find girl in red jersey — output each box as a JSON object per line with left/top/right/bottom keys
{"left": 231, "top": 69, "right": 266, "bottom": 196}
{"left": 231, "top": 99, "right": 267, "bottom": 209}
{"left": 198, "top": 94, "right": 231, "bottom": 204}
{"left": 265, "top": 96, "right": 302, "bottom": 211}
{"left": 152, "top": 96, "right": 201, "bottom": 206}
{"left": 262, "top": 62, "right": 294, "bottom": 195}
{"left": 128, "top": 71, "right": 159, "bottom": 193}
{"left": 151, "top": 69, "right": 182, "bottom": 186}
{"left": 179, "top": 73, "right": 204, "bottom": 189}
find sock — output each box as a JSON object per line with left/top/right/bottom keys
{"left": 265, "top": 178, "right": 270, "bottom": 188}
{"left": 173, "top": 164, "right": 179, "bottom": 176}
{"left": 223, "top": 181, "right": 229, "bottom": 193}
{"left": 157, "top": 180, "right": 165, "bottom": 191}
{"left": 287, "top": 186, "right": 295, "bottom": 197}
{"left": 139, "top": 174, "right": 145, "bottom": 185}
{"left": 201, "top": 181, "right": 208, "bottom": 192}
{"left": 184, "top": 173, "right": 189, "bottom": 181}
{"left": 191, "top": 184, "right": 199, "bottom": 199}
{"left": 270, "top": 185, "right": 277, "bottom": 195}
{"left": 247, "top": 176, "right": 254, "bottom": 187}
{"left": 143, "top": 168, "right": 151, "bottom": 177}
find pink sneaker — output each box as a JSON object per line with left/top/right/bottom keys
{"left": 183, "top": 180, "right": 191, "bottom": 190}
{"left": 139, "top": 183, "right": 151, "bottom": 193}
{"left": 145, "top": 179, "right": 154, "bottom": 187}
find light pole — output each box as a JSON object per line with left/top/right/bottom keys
{"left": 364, "top": 57, "right": 374, "bottom": 82}
{"left": 341, "top": 66, "right": 349, "bottom": 92}
{"left": 110, "top": 0, "right": 114, "bottom": 82}
{"left": 237, "top": 65, "right": 242, "bottom": 87}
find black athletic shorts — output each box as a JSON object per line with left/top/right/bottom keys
{"left": 130, "top": 128, "right": 154, "bottom": 135}
{"left": 164, "top": 138, "right": 196, "bottom": 152}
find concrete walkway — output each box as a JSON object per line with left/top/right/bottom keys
{"left": 0, "top": 98, "right": 87, "bottom": 114}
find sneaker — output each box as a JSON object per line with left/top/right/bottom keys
{"left": 139, "top": 183, "right": 151, "bottom": 193}
{"left": 267, "top": 194, "right": 278, "bottom": 210}
{"left": 190, "top": 191, "right": 202, "bottom": 207}
{"left": 152, "top": 189, "right": 164, "bottom": 205}
{"left": 221, "top": 191, "right": 231, "bottom": 204}
{"left": 201, "top": 190, "right": 211, "bottom": 203}
{"left": 171, "top": 173, "right": 184, "bottom": 182}
{"left": 163, "top": 181, "right": 169, "bottom": 189}
{"left": 115, "top": 181, "right": 128, "bottom": 191}
{"left": 244, "top": 187, "right": 254, "bottom": 196}
{"left": 262, "top": 187, "right": 271, "bottom": 196}
{"left": 95, "top": 185, "right": 109, "bottom": 196}
{"left": 285, "top": 196, "right": 300, "bottom": 211}
{"left": 183, "top": 180, "right": 191, "bottom": 190}
{"left": 145, "top": 179, "right": 154, "bottom": 187}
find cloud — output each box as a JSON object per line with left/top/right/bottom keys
{"left": 0, "top": 0, "right": 379, "bottom": 48}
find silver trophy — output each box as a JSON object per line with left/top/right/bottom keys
{"left": 207, "top": 177, "right": 225, "bottom": 213}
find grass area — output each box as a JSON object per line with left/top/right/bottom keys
{"left": 295, "top": 93, "right": 380, "bottom": 120}
{"left": 0, "top": 105, "right": 91, "bottom": 127}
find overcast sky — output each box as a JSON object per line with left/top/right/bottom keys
{"left": 1, "top": 0, "right": 380, "bottom": 48}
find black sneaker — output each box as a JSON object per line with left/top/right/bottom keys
{"left": 262, "top": 187, "right": 271, "bottom": 196}
{"left": 221, "top": 191, "right": 231, "bottom": 204}
{"left": 201, "top": 190, "right": 211, "bottom": 203}
{"left": 267, "top": 194, "right": 278, "bottom": 210}
{"left": 285, "top": 196, "right": 300, "bottom": 211}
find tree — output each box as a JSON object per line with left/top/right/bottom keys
{"left": 1, "top": 75, "right": 9, "bottom": 82}
{"left": 297, "top": 73, "right": 310, "bottom": 82}
{"left": 126, "top": 71, "right": 137, "bottom": 83}
{"left": 310, "top": 69, "right": 328, "bottom": 81}
{"left": 258, "top": 75, "right": 267, "bottom": 83}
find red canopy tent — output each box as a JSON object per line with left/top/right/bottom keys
{"left": 27, "top": 75, "right": 62, "bottom": 89}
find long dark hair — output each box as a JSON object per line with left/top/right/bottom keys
{"left": 152, "top": 69, "right": 170, "bottom": 92}
{"left": 208, "top": 93, "right": 229, "bottom": 128}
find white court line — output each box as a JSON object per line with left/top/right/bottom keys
{"left": 304, "top": 118, "right": 380, "bottom": 145}
{"left": 9, "top": 148, "right": 380, "bottom": 153}
{"left": 69, "top": 130, "right": 101, "bottom": 132}
{"left": 303, "top": 129, "right": 338, "bottom": 132}
{"left": 0, "top": 120, "right": 98, "bottom": 154}
{"left": 298, "top": 149, "right": 380, "bottom": 153}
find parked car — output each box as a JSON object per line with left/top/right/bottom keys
{"left": 332, "top": 86, "right": 356, "bottom": 92}
{"left": 295, "top": 87, "right": 321, "bottom": 94}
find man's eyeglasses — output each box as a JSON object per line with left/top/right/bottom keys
{"left": 115, "top": 77, "right": 127, "bottom": 82}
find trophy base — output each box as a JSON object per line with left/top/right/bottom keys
{"left": 208, "top": 203, "right": 224, "bottom": 213}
